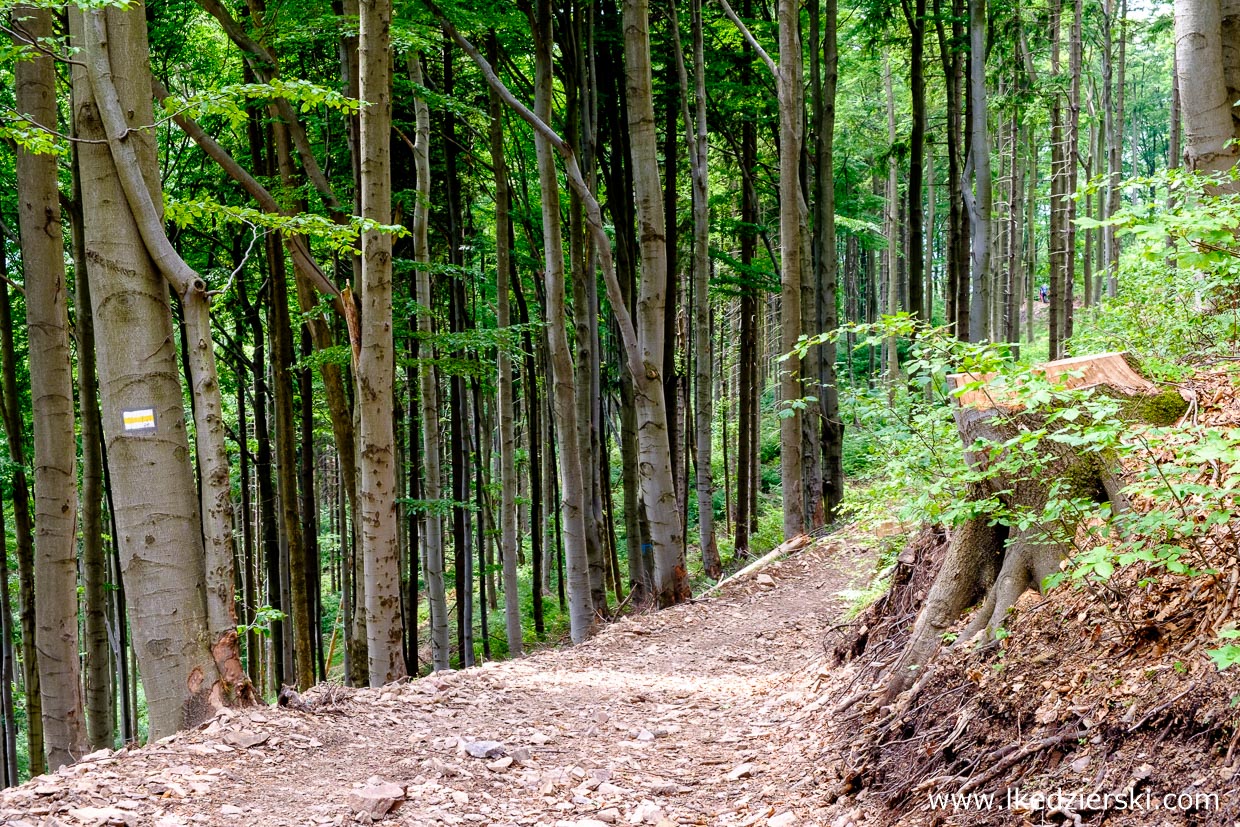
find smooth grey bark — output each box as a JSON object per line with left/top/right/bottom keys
{"left": 670, "top": 0, "right": 720, "bottom": 579}
{"left": 358, "top": 0, "right": 405, "bottom": 685}
{"left": 777, "top": 0, "right": 806, "bottom": 538}
{"left": 1101, "top": 0, "right": 1127, "bottom": 295}
{"left": 1049, "top": 0, "right": 1066, "bottom": 358}
{"left": 883, "top": 56, "right": 900, "bottom": 388}
{"left": 408, "top": 54, "right": 450, "bottom": 671}
{"left": 71, "top": 3, "right": 251, "bottom": 736}
{"left": 815, "top": 0, "right": 844, "bottom": 521}
{"left": 1064, "top": 0, "right": 1082, "bottom": 343}
{"left": 965, "top": 0, "right": 992, "bottom": 342}
{"left": 530, "top": 0, "right": 594, "bottom": 639}
{"left": 623, "top": 0, "right": 691, "bottom": 604}
{"left": 69, "top": 148, "right": 114, "bottom": 752}
{"left": 488, "top": 34, "right": 524, "bottom": 657}
{"left": 1176, "top": 0, "right": 1239, "bottom": 174}
{"left": 13, "top": 5, "right": 87, "bottom": 767}
{"left": 80, "top": 7, "right": 245, "bottom": 664}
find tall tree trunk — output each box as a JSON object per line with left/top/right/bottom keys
{"left": 530, "top": 0, "right": 594, "bottom": 640}
{"left": 358, "top": 0, "right": 405, "bottom": 684}
{"left": 965, "top": 0, "right": 992, "bottom": 342}
{"left": 512, "top": 278, "right": 547, "bottom": 633}
{"left": 245, "top": 275, "right": 284, "bottom": 691}
{"left": 0, "top": 259, "right": 42, "bottom": 776}
{"left": 83, "top": 3, "right": 248, "bottom": 690}
{"left": 777, "top": 0, "right": 806, "bottom": 538}
{"left": 0, "top": 499, "right": 17, "bottom": 783}
{"left": 268, "top": 241, "right": 313, "bottom": 689}
{"left": 662, "top": 78, "right": 683, "bottom": 549}
{"left": 1064, "top": 0, "right": 1082, "bottom": 342}
{"left": 926, "top": 143, "right": 936, "bottom": 319}
{"left": 68, "top": 151, "right": 114, "bottom": 751}
{"left": 235, "top": 311, "right": 259, "bottom": 687}
{"left": 736, "top": 7, "right": 758, "bottom": 554}
{"left": 70, "top": 3, "right": 252, "bottom": 735}
{"left": 934, "top": 0, "right": 968, "bottom": 336}
{"left": 801, "top": 1, "right": 824, "bottom": 528}
{"left": 905, "top": 0, "right": 927, "bottom": 323}
{"left": 472, "top": 378, "right": 489, "bottom": 660}
{"left": 817, "top": 0, "right": 844, "bottom": 520}
{"left": 1049, "top": 0, "right": 1065, "bottom": 358}
{"left": 1102, "top": 0, "right": 1126, "bottom": 295}
{"left": 671, "top": 0, "right": 720, "bottom": 578}
{"left": 299, "top": 330, "right": 323, "bottom": 680}
{"left": 1083, "top": 113, "right": 1094, "bottom": 308}
{"left": 559, "top": 4, "right": 608, "bottom": 618}
{"left": 883, "top": 56, "right": 900, "bottom": 390}
{"left": 1175, "top": 0, "right": 1237, "bottom": 174}
{"left": 597, "top": 9, "right": 649, "bottom": 599}
{"left": 13, "top": 5, "right": 87, "bottom": 768}
{"left": 488, "top": 34, "right": 524, "bottom": 657}
{"left": 407, "top": 54, "right": 450, "bottom": 672}
{"left": 624, "top": 0, "right": 691, "bottom": 603}
{"left": 443, "top": 39, "right": 476, "bottom": 668}
{"left": 1170, "top": 45, "right": 1182, "bottom": 175}
{"left": 1005, "top": 113, "right": 1024, "bottom": 351}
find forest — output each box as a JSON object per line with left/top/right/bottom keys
{"left": 1, "top": 0, "right": 1239, "bottom": 818}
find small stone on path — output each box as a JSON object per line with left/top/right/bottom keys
{"left": 463, "top": 740, "right": 506, "bottom": 759}
{"left": 727, "top": 762, "right": 758, "bottom": 781}
{"left": 346, "top": 778, "right": 405, "bottom": 817}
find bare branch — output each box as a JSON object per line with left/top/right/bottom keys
{"left": 425, "top": 0, "right": 647, "bottom": 385}
{"left": 714, "top": 0, "right": 778, "bottom": 80}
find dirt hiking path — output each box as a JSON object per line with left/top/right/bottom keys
{"left": 0, "top": 540, "right": 871, "bottom": 827}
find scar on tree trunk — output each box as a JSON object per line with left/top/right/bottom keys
{"left": 885, "top": 352, "right": 1188, "bottom": 702}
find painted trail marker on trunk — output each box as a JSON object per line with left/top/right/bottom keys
{"left": 121, "top": 408, "right": 156, "bottom": 433}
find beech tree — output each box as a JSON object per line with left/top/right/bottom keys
{"left": 69, "top": 1, "right": 252, "bottom": 736}
{"left": 0, "top": 0, "right": 1178, "bottom": 776}
{"left": 13, "top": 4, "right": 86, "bottom": 769}
{"left": 357, "top": 0, "right": 405, "bottom": 686}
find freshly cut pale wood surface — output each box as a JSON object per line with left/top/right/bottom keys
{"left": 947, "top": 351, "right": 1156, "bottom": 410}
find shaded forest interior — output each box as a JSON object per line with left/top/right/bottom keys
{"left": 1, "top": 0, "right": 1232, "bottom": 796}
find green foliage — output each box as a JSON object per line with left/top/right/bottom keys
{"left": 163, "top": 196, "right": 406, "bottom": 257}
{"left": 0, "top": 118, "right": 64, "bottom": 157}
{"left": 237, "top": 605, "right": 287, "bottom": 639}
{"left": 1074, "top": 168, "right": 1240, "bottom": 367}
{"left": 162, "top": 80, "right": 361, "bottom": 129}
{"left": 830, "top": 169, "right": 1240, "bottom": 624}
{"left": 1208, "top": 629, "right": 1240, "bottom": 672}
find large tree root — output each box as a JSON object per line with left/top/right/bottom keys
{"left": 882, "top": 354, "right": 1185, "bottom": 703}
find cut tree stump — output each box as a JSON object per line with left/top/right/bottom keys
{"left": 884, "top": 352, "right": 1188, "bottom": 702}
{"left": 947, "top": 351, "right": 1158, "bottom": 411}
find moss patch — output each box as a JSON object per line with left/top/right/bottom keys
{"left": 1125, "top": 388, "right": 1189, "bottom": 426}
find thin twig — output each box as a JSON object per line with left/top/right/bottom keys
{"left": 208, "top": 222, "right": 263, "bottom": 297}
{"left": 1126, "top": 685, "right": 1193, "bottom": 733}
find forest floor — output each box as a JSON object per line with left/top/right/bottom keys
{"left": 0, "top": 536, "right": 878, "bottom": 827}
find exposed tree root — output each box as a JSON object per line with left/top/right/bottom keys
{"left": 884, "top": 361, "right": 1177, "bottom": 702}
